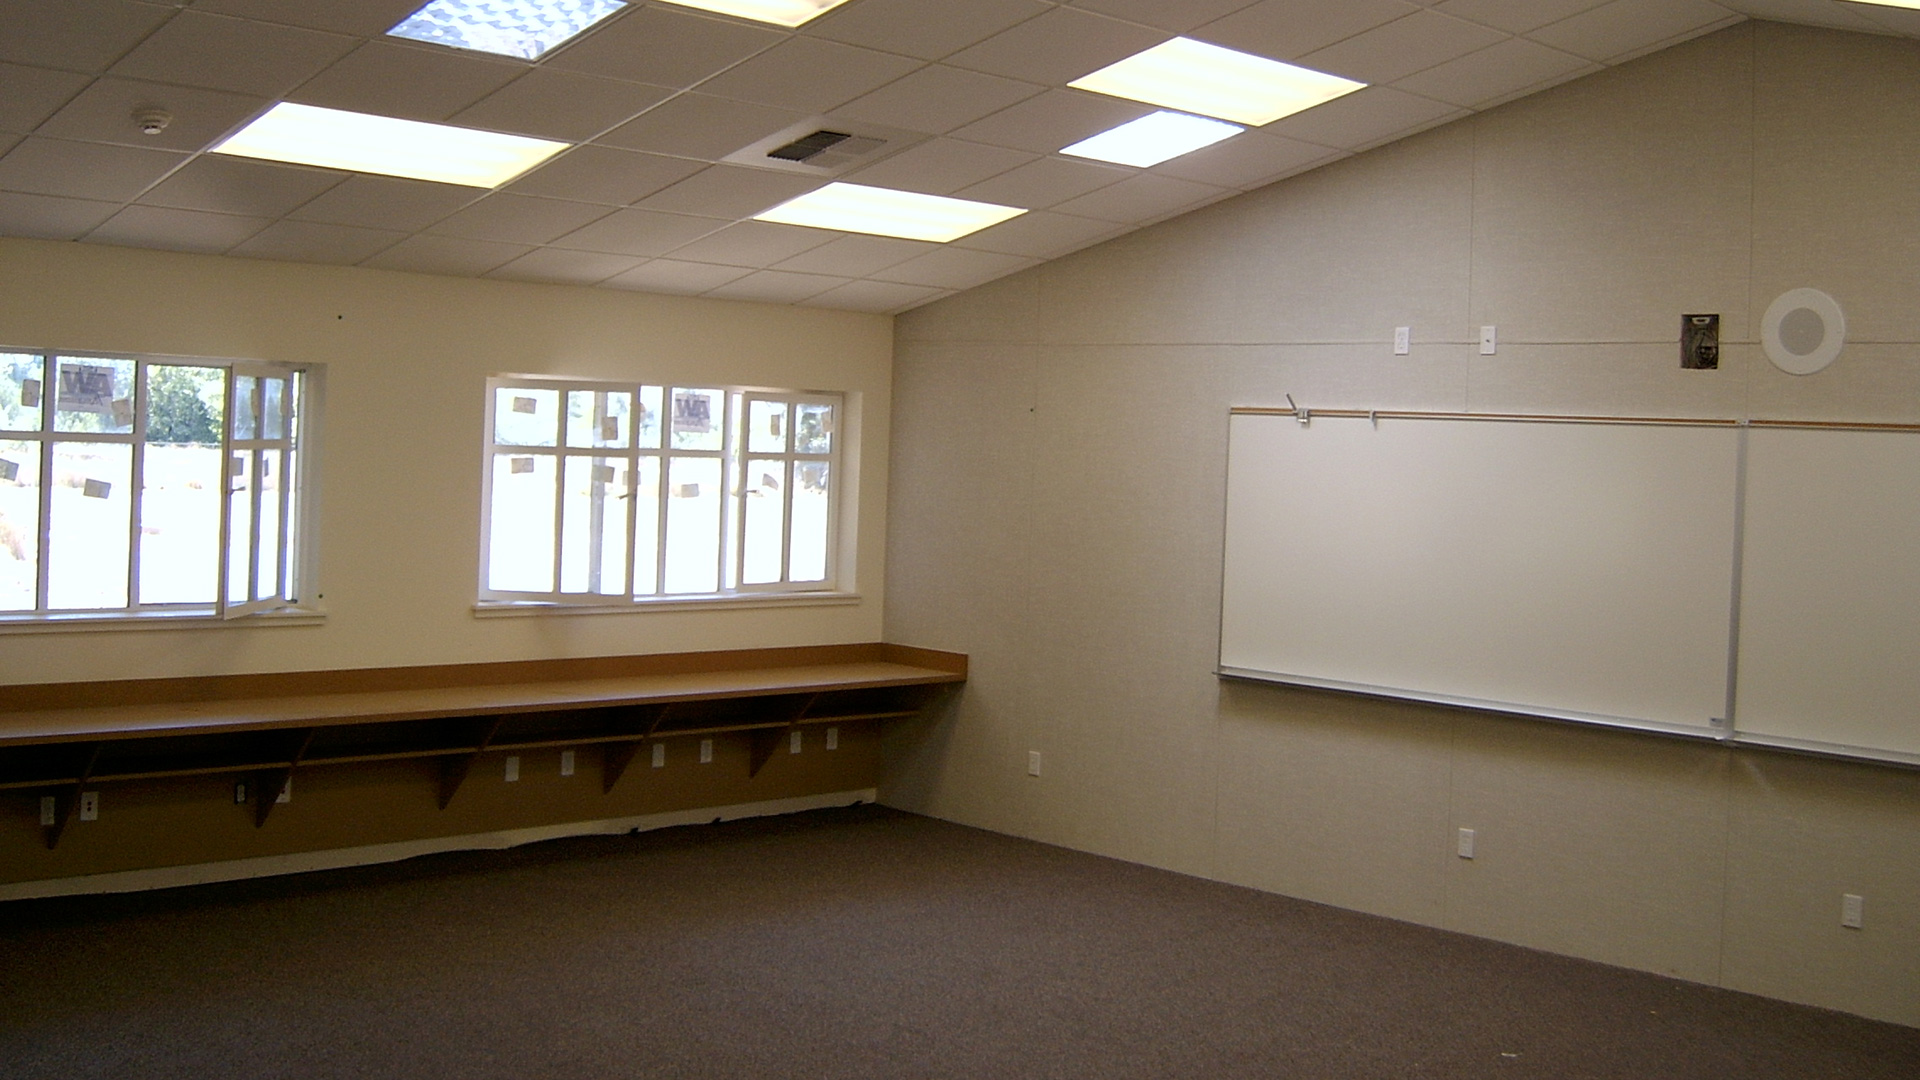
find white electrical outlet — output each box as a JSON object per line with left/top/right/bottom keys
{"left": 699, "top": 738, "right": 713, "bottom": 764}
{"left": 234, "top": 781, "right": 248, "bottom": 804}
{"left": 39, "top": 795, "right": 55, "bottom": 826}
{"left": 276, "top": 778, "right": 291, "bottom": 804}
{"left": 790, "top": 730, "right": 803, "bottom": 754}
{"left": 560, "top": 750, "right": 575, "bottom": 777}
{"left": 1394, "top": 326, "right": 1411, "bottom": 355}
{"left": 1457, "top": 827, "right": 1476, "bottom": 859}
{"left": 825, "top": 726, "right": 838, "bottom": 751}
{"left": 651, "top": 742, "right": 666, "bottom": 768}
{"left": 79, "top": 791, "right": 99, "bottom": 821}
{"left": 1480, "top": 325, "right": 1497, "bottom": 355}
{"left": 1842, "top": 893, "right": 1864, "bottom": 929}
{"left": 504, "top": 755, "right": 520, "bottom": 782}
{"left": 1027, "top": 751, "right": 1042, "bottom": 777}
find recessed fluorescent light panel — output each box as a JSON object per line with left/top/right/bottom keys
{"left": 388, "top": 0, "right": 627, "bottom": 60}
{"left": 212, "top": 103, "right": 569, "bottom": 188}
{"left": 1063, "top": 111, "right": 1244, "bottom": 168}
{"left": 1070, "top": 37, "right": 1366, "bottom": 127}
{"left": 654, "top": 0, "right": 855, "bottom": 27}
{"left": 1845, "top": 1, "right": 1920, "bottom": 8}
{"left": 754, "top": 183, "right": 1025, "bottom": 243}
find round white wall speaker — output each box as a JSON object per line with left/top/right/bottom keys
{"left": 1762, "top": 288, "right": 1845, "bottom": 375}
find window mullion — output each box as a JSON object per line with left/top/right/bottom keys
{"left": 126, "top": 361, "right": 147, "bottom": 608}
{"left": 33, "top": 375, "right": 52, "bottom": 614}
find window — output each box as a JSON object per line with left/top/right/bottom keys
{"left": 481, "top": 378, "right": 842, "bottom": 604}
{"left": 0, "top": 351, "right": 312, "bottom": 620}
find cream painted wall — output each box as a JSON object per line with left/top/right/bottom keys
{"left": 882, "top": 22, "right": 1920, "bottom": 1027}
{"left": 0, "top": 238, "right": 891, "bottom": 683}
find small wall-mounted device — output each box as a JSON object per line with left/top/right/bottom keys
{"left": 1682, "top": 314, "right": 1719, "bottom": 370}
{"left": 132, "top": 107, "right": 172, "bottom": 136}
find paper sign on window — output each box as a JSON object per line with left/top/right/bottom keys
{"left": 591, "top": 464, "right": 617, "bottom": 484}
{"left": 510, "top": 456, "right": 536, "bottom": 474}
{"left": 671, "top": 391, "right": 712, "bottom": 434}
{"left": 511, "top": 396, "right": 539, "bottom": 415}
{"left": 0, "top": 459, "right": 17, "bottom": 482}
{"left": 601, "top": 417, "right": 620, "bottom": 441}
{"left": 19, "top": 379, "right": 40, "bottom": 408}
{"left": 110, "top": 398, "right": 133, "bottom": 427}
{"left": 82, "top": 478, "right": 111, "bottom": 499}
{"left": 58, "top": 365, "right": 115, "bottom": 413}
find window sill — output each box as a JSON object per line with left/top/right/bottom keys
{"left": 473, "top": 592, "right": 861, "bottom": 617}
{"left": 0, "top": 606, "right": 327, "bottom": 635}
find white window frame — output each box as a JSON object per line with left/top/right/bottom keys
{"left": 0, "top": 349, "right": 316, "bottom": 624}
{"left": 478, "top": 376, "right": 844, "bottom": 607}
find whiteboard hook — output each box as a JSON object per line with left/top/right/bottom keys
{"left": 1286, "top": 394, "right": 1309, "bottom": 426}
{"left": 1369, "top": 409, "right": 1378, "bottom": 427}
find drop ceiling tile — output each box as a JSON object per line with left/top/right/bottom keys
{"left": 229, "top": 219, "right": 405, "bottom": 264}
{"left": 841, "top": 138, "right": 1036, "bottom": 195}
{"left": 287, "top": 40, "right": 523, "bottom": 123}
{"left": 602, "top": 258, "right": 753, "bottom": 294}
{"left": 955, "top": 156, "right": 1132, "bottom": 209}
{"left": 486, "top": 247, "right": 644, "bottom": 286}
{"left": 287, "top": 174, "right": 480, "bottom": 231}
{"left": 1262, "top": 86, "right": 1463, "bottom": 151}
{"left": 37, "top": 77, "right": 270, "bottom": 152}
{"left": 139, "top": 155, "right": 344, "bottom": 216}
{"left": 597, "top": 93, "right": 806, "bottom": 161}
{"left": 770, "top": 233, "right": 936, "bottom": 275}
{"left": 949, "top": 90, "right": 1153, "bottom": 156}
{"left": 1299, "top": 11, "right": 1509, "bottom": 84}
{"left": 0, "top": 134, "right": 15, "bottom": 159}
{"left": 946, "top": 7, "right": 1168, "bottom": 85}
{"left": 362, "top": 234, "right": 531, "bottom": 276}
{"left": 1193, "top": 0, "right": 1423, "bottom": 61}
{"left": 111, "top": 10, "right": 356, "bottom": 98}
{"left": 696, "top": 38, "right": 921, "bottom": 115}
{"left": 1392, "top": 36, "right": 1596, "bottom": 109}
{"left": 0, "top": 0, "right": 175, "bottom": 73}
{"left": 0, "top": 63, "right": 92, "bottom": 134}
{"left": 506, "top": 146, "right": 704, "bottom": 205}
{"left": 662, "top": 220, "right": 839, "bottom": 267}
{"left": 1149, "top": 129, "right": 1345, "bottom": 188}
{"left": 949, "top": 209, "right": 1124, "bottom": 257}
{"left": 1431, "top": 0, "right": 1612, "bottom": 36}
{"left": 1722, "top": 0, "right": 1888, "bottom": 34}
{"left": 1049, "top": 173, "right": 1229, "bottom": 222}
{"left": 704, "top": 269, "right": 848, "bottom": 304}
{"left": 551, "top": 208, "right": 726, "bottom": 257}
{"left": 1848, "top": 4, "right": 1920, "bottom": 36}
{"left": 189, "top": 0, "right": 425, "bottom": 37}
{"left": 873, "top": 246, "right": 1038, "bottom": 289}
{"left": 806, "top": 0, "right": 1048, "bottom": 61}
{"left": 0, "top": 191, "right": 119, "bottom": 240}
{"left": 1067, "top": 0, "right": 1265, "bottom": 34}
{"left": 453, "top": 70, "right": 673, "bottom": 143}
{"left": 86, "top": 205, "right": 270, "bottom": 254}
{"left": 427, "top": 193, "right": 614, "bottom": 245}
{"left": 0, "top": 136, "right": 186, "bottom": 201}
{"left": 544, "top": 4, "right": 783, "bottom": 88}
{"left": 830, "top": 65, "right": 1044, "bottom": 136}
{"left": 1529, "top": 0, "right": 1743, "bottom": 64}
{"left": 636, "top": 165, "right": 820, "bottom": 219}
{"left": 799, "top": 278, "right": 947, "bottom": 313}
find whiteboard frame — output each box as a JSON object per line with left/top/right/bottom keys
{"left": 1218, "top": 406, "right": 1920, "bottom": 770}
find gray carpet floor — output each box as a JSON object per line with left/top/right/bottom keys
{"left": 1, "top": 804, "right": 1915, "bottom": 1079}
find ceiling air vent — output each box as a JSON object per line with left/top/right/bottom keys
{"left": 725, "top": 118, "right": 923, "bottom": 177}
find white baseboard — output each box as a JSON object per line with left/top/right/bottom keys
{"left": 0, "top": 788, "right": 878, "bottom": 902}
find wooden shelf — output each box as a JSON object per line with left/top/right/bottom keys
{"left": 0, "top": 644, "right": 965, "bottom": 847}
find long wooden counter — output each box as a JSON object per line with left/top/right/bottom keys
{"left": 0, "top": 643, "right": 966, "bottom": 850}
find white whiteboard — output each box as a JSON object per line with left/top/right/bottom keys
{"left": 1735, "top": 428, "right": 1920, "bottom": 761}
{"left": 1220, "top": 413, "right": 1741, "bottom": 736}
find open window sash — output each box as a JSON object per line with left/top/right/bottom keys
{"left": 220, "top": 363, "right": 296, "bottom": 619}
